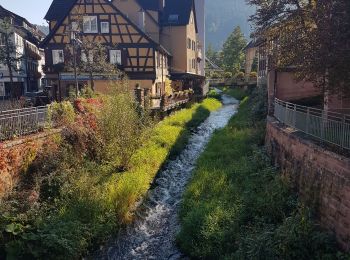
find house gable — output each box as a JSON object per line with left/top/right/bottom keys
{"left": 42, "top": 0, "right": 162, "bottom": 74}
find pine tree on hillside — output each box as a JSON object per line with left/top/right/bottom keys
{"left": 221, "top": 26, "right": 247, "bottom": 74}
{"left": 206, "top": 43, "right": 222, "bottom": 67}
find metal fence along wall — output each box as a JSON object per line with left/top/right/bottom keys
{"left": 274, "top": 98, "right": 350, "bottom": 150}
{"left": 0, "top": 106, "right": 48, "bottom": 141}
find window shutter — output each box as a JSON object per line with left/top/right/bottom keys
{"left": 91, "top": 17, "right": 97, "bottom": 32}
{"left": 83, "top": 17, "right": 89, "bottom": 32}
{"left": 52, "top": 50, "right": 57, "bottom": 64}
{"left": 122, "top": 49, "right": 128, "bottom": 66}
{"left": 116, "top": 50, "right": 122, "bottom": 65}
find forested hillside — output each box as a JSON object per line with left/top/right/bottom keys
{"left": 206, "top": 0, "right": 254, "bottom": 49}
{"left": 36, "top": 25, "right": 49, "bottom": 35}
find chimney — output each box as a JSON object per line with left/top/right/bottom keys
{"left": 159, "top": 0, "right": 165, "bottom": 11}
{"left": 138, "top": 8, "right": 145, "bottom": 31}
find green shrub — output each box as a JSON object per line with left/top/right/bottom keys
{"left": 98, "top": 90, "right": 152, "bottom": 170}
{"left": 211, "top": 72, "right": 220, "bottom": 79}
{"left": 48, "top": 101, "right": 75, "bottom": 126}
{"left": 235, "top": 71, "right": 245, "bottom": 80}
{"left": 207, "top": 89, "right": 221, "bottom": 100}
{"left": 223, "top": 71, "right": 232, "bottom": 78}
{"left": 250, "top": 71, "right": 257, "bottom": 77}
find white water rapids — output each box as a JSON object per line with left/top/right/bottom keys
{"left": 95, "top": 93, "right": 238, "bottom": 260}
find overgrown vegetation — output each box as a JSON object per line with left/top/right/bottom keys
{"left": 177, "top": 88, "right": 345, "bottom": 259}
{"left": 0, "top": 85, "right": 221, "bottom": 259}
{"left": 220, "top": 86, "right": 248, "bottom": 101}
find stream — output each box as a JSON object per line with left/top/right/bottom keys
{"left": 96, "top": 93, "right": 238, "bottom": 260}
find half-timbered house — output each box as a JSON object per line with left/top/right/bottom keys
{"left": 41, "top": 0, "right": 205, "bottom": 107}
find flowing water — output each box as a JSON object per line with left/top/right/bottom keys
{"left": 96, "top": 93, "right": 238, "bottom": 260}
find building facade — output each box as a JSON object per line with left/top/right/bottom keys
{"left": 0, "top": 5, "right": 45, "bottom": 100}
{"left": 250, "top": 36, "right": 349, "bottom": 114}
{"left": 42, "top": 0, "right": 205, "bottom": 107}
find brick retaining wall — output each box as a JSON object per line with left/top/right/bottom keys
{"left": 266, "top": 117, "right": 350, "bottom": 251}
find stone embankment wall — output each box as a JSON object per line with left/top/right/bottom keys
{"left": 266, "top": 118, "right": 350, "bottom": 251}
{"left": 0, "top": 130, "right": 61, "bottom": 199}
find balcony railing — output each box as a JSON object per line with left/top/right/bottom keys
{"left": 0, "top": 106, "right": 48, "bottom": 141}
{"left": 274, "top": 98, "right": 350, "bottom": 150}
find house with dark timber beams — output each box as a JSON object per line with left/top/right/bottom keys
{"left": 41, "top": 0, "right": 205, "bottom": 107}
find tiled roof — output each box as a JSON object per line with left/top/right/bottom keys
{"left": 44, "top": 0, "right": 76, "bottom": 21}
{"left": 162, "top": 0, "right": 194, "bottom": 26}
{"left": 137, "top": 0, "right": 160, "bottom": 11}
{"left": 0, "top": 5, "right": 45, "bottom": 44}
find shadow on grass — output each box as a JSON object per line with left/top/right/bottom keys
{"left": 149, "top": 104, "right": 213, "bottom": 192}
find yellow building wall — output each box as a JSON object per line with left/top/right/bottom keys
{"left": 186, "top": 11, "right": 197, "bottom": 74}
{"left": 160, "top": 26, "right": 187, "bottom": 72}
{"left": 112, "top": 0, "right": 160, "bottom": 42}
{"left": 160, "top": 10, "right": 199, "bottom": 75}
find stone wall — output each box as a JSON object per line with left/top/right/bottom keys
{"left": 266, "top": 118, "right": 350, "bottom": 251}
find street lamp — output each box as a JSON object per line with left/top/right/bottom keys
{"left": 70, "top": 30, "right": 81, "bottom": 97}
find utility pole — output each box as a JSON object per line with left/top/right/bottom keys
{"left": 70, "top": 30, "right": 80, "bottom": 97}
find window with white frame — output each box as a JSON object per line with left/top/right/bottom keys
{"left": 52, "top": 49, "right": 64, "bottom": 64}
{"left": 110, "top": 50, "right": 122, "bottom": 65}
{"left": 83, "top": 16, "right": 98, "bottom": 33}
{"left": 101, "top": 21, "right": 110, "bottom": 33}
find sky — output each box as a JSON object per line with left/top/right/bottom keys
{"left": 0, "top": 0, "right": 52, "bottom": 25}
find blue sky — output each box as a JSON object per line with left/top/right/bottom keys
{"left": 0, "top": 0, "right": 52, "bottom": 25}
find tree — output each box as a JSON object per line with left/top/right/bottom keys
{"left": 206, "top": 43, "right": 222, "bottom": 67}
{"left": 75, "top": 36, "right": 118, "bottom": 91}
{"left": 247, "top": 0, "right": 350, "bottom": 97}
{"left": 64, "top": 18, "right": 121, "bottom": 94}
{"left": 0, "top": 17, "right": 24, "bottom": 98}
{"left": 221, "top": 26, "right": 247, "bottom": 74}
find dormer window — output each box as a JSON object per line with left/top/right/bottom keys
{"left": 83, "top": 16, "right": 98, "bottom": 33}
{"left": 168, "top": 14, "right": 179, "bottom": 23}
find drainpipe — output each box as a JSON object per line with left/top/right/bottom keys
{"left": 161, "top": 52, "right": 164, "bottom": 97}
{"left": 272, "top": 69, "right": 278, "bottom": 116}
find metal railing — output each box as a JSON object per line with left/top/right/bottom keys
{"left": 0, "top": 106, "right": 48, "bottom": 141}
{"left": 274, "top": 98, "right": 350, "bottom": 150}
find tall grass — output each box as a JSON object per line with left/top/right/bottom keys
{"left": 0, "top": 98, "right": 221, "bottom": 259}
{"left": 177, "top": 92, "right": 345, "bottom": 259}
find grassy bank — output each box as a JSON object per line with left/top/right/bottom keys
{"left": 0, "top": 98, "right": 221, "bottom": 259}
{"left": 177, "top": 90, "right": 344, "bottom": 259}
